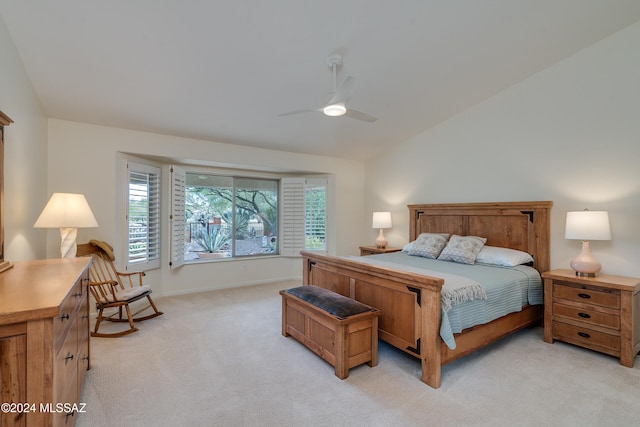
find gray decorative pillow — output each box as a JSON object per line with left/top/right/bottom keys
{"left": 437, "top": 235, "right": 487, "bottom": 264}
{"left": 407, "top": 233, "right": 449, "bottom": 259}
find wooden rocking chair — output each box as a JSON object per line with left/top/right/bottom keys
{"left": 76, "top": 240, "right": 163, "bottom": 337}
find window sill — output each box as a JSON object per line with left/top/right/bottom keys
{"left": 184, "top": 253, "right": 281, "bottom": 265}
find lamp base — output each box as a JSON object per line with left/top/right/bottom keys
{"left": 59, "top": 227, "right": 78, "bottom": 258}
{"left": 375, "top": 229, "right": 388, "bottom": 249}
{"left": 574, "top": 271, "right": 597, "bottom": 278}
{"left": 570, "top": 240, "right": 601, "bottom": 277}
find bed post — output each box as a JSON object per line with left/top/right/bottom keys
{"left": 421, "top": 287, "right": 442, "bottom": 388}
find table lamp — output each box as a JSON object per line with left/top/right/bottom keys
{"left": 372, "top": 211, "right": 392, "bottom": 248}
{"left": 564, "top": 209, "right": 611, "bottom": 277}
{"left": 34, "top": 193, "right": 98, "bottom": 258}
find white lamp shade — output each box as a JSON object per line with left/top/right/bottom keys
{"left": 372, "top": 212, "right": 392, "bottom": 229}
{"left": 34, "top": 193, "right": 98, "bottom": 228}
{"left": 565, "top": 211, "right": 611, "bottom": 241}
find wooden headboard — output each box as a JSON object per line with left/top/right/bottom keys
{"left": 408, "top": 201, "right": 552, "bottom": 274}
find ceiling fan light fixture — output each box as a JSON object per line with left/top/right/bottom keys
{"left": 323, "top": 103, "right": 346, "bottom": 117}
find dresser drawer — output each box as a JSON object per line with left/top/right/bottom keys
{"left": 553, "top": 321, "right": 620, "bottom": 354}
{"left": 54, "top": 315, "right": 79, "bottom": 401}
{"left": 53, "top": 279, "right": 84, "bottom": 349}
{"left": 553, "top": 283, "right": 620, "bottom": 309}
{"left": 552, "top": 302, "right": 620, "bottom": 330}
{"left": 53, "top": 368, "right": 78, "bottom": 427}
{"left": 77, "top": 303, "right": 90, "bottom": 389}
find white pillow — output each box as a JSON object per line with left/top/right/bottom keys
{"left": 406, "top": 233, "right": 450, "bottom": 259}
{"left": 437, "top": 235, "right": 487, "bottom": 265}
{"left": 475, "top": 245, "right": 534, "bottom": 267}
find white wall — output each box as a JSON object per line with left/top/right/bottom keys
{"left": 0, "top": 16, "right": 48, "bottom": 261}
{"left": 47, "top": 120, "right": 365, "bottom": 296}
{"left": 366, "top": 21, "right": 640, "bottom": 277}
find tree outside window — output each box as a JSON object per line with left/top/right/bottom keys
{"left": 184, "top": 174, "right": 278, "bottom": 260}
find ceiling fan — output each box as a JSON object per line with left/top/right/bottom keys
{"left": 279, "top": 53, "right": 377, "bottom": 122}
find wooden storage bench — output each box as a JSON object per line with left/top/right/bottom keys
{"left": 280, "top": 285, "right": 380, "bottom": 379}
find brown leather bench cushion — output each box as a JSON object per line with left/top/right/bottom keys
{"left": 283, "top": 286, "right": 374, "bottom": 319}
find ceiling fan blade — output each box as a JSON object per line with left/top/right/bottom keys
{"left": 328, "top": 76, "right": 358, "bottom": 105}
{"left": 344, "top": 108, "right": 377, "bottom": 122}
{"left": 277, "top": 108, "right": 321, "bottom": 117}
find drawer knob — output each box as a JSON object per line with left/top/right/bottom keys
{"left": 578, "top": 312, "right": 591, "bottom": 319}
{"left": 578, "top": 293, "right": 591, "bottom": 299}
{"left": 577, "top": 332, "right": 591, "bottom": 339}
{"left": 61, "top": 313, "right": 70, "bottom": 321}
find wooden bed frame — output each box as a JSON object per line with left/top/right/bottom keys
{"left": 301, "top": 201, "right": 552, "bottom": 388}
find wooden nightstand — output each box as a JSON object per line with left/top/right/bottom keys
{"left": 359, "top": 245, "right": 402, "bottom": 256}
{"left": 542, "top": 269, "right": 640, "bottom": 367}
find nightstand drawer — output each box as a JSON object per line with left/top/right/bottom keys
{"left": 553, "top": 321, "right": 620, "bottom": 354}
{"left": 553, "top": 283, "right": 619, "bottom": 309}
{"left": 552, "top": 302, "right": 620, "bottom": 330}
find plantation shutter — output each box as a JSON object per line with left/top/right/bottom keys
{"left": 304, "top": 178, "right": 327, "bottom": 251}
{"left": 126, "top": 161, "right": 160, "bottom": 271}
{"left": 170, "top": 165, "right": 186, "bottom": 269}
{"left": 280, "top": 177, "right": 306, "bottom": 256}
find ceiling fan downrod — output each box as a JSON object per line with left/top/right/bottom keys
{"left": 324, "top": 53, "right": 345, "bottom": 116}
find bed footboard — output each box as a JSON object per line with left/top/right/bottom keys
{"left": 301, "top": 251, "right": 445, "bottom": 388}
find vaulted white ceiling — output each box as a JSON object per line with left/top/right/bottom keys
{"left": 2, "top": 1, "right": 640, "bottom": 161}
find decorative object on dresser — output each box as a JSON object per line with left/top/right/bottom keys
{"left": 359, "top": 245, "right": 401, "bottom": 256}
{"left": 302, "top": 201, "right": 552, "bottom": 388}
{"left": 0, "top": 111, "right": 12, "bottom": 273}
{"left": 372, "top": 211, "right": 392, "bottom": 248}
{"left": 0, "top": 257, "right": 91, "bottom": 427}
{"left": 564, "top": 209, "right": 611, "bottom": 277}
{"left": 543, "top": 269, "right": 639, "bottom": 367}
{"left": 280, "top": 285, "right": 380, "bottom": 379}
{"left": 76, "top": 240, "right": 163, "bottom": 337}
{"left": 34, "top": 193, "right": 99, "bottom": 258}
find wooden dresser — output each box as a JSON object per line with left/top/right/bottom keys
{"left": 543, "top": 269, "right": 640, "bottom": 367}
{"left": 0, "top": 258, "right": 91, "bottom": 427}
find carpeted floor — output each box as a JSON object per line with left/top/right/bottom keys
{"left": 76, "top": 280, "right": 640, "bottom": 427}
